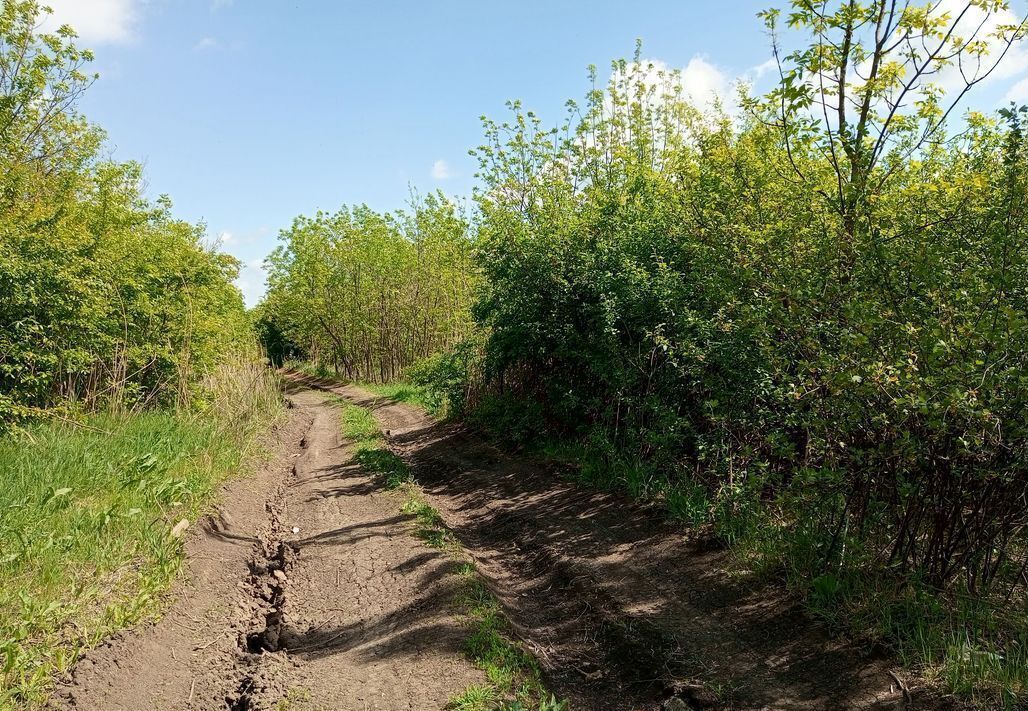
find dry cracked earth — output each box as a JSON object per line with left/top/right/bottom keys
{"left": 53, "top": 375, "right": 935, "bottom": 711}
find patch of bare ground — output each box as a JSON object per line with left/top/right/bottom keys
{"left": 296, "top": 372, "right": 946, "bottom": 711}
{"left": 54, "top": 386, "right": 485, "bottom": 711}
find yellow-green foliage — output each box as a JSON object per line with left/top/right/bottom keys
{"left": 262, "top": 195, "right": 479, "bottom": 381}
{"left": 0, "top": 2, "right": 253, "bottom": 429}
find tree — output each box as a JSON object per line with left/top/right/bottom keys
{"left": 758, "top": 1, "right": 1028, "bottom": 253}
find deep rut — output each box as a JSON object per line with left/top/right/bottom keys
{"left": 56, "top": 387, "right": 484, "bottom": 711}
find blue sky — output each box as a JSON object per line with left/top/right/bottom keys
{"left": 44, "top": 0, "right": 1028, "bottom": 306}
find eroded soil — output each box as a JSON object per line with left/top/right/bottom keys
{"left": 57, "top": 376, "right": 934, "bottom": 710}
{"left": 56, "top": 387, "right": 483, "bottom": 711}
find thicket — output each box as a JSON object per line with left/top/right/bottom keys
{"left": 434, "top": 4, "right": 1028, "bottom": 702}
{"left": 0, "top": 1, "right": 254, "bottom": 431}
{"left": 261, "top": 194, "right": 478, "bottom": 381}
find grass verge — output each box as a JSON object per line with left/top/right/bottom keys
{"left": 359, "top": 382, "right": 442, "bottom": 417}
{"left": 0, "top": 365, "right": 281, "bottom": 709}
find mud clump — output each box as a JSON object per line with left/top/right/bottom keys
{"left": 244, "top": 537, "right": 299, "bottom": 653}
{"left": 226, "top": 676, "right": 255, "bottom": 711}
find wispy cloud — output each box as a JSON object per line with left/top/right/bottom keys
{"left": 211, "top": 0, "right": 234, "bottom": 11}
{"left": 194, "top": 36, "right": 221, "bottom": 52}
{"left": 431, "top": 159, "right": 453, "bottom": 180}
{"left": 38, "top": 0, "right": 140, "bottom": 45}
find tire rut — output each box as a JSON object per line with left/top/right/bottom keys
{"left": 56, "top": 387, "right": 485, "bottom": 711}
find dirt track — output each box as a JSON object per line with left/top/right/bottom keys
{"left": 57, "top": 386, "right": 483, "bottom": 710}
{"left": 56, "top": 376, "right": 931, "bottom": 710}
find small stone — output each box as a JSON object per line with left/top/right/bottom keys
{"left": 291, "top": 526, "right": 300, "bottom": 534}
{"left": 662, "top": 698, "right": 690, "bottom": 711}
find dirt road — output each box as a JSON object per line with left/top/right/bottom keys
{"left": 57, "top": 376, "right": 929, "bottom": 710}
{"left": 58, "top": 386, "right": 483, "bottom": 710}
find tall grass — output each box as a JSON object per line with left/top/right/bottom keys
{"left": 0, "top": 360, "right": 281, "bottom": 708}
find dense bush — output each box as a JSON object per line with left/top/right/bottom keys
{"left": 437, "top": 6, "right": 1028, "bottom": 702}
{"left": 0, "top": 2, "right": 253, "bottom": 430}
{"left": 467, "top": 6, "right": 1028, "bottom": 589}
{"left": 262, "top": 194, "right": 479, "bottom": 381}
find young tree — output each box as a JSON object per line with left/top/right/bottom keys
{"left": 758, "top": 1, "right": 1028, "bottom": 251}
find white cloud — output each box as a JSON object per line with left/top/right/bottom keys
{"left": 678, "top": 56, "right": 731, "bottom": 111}
{"left": 1007, "top": 75, "right": 1028, "bottom": 103}
{"left": 211, "top": 0, "right": 234, "bottom": 10}
{"left": 431, "top": 159, "right": 453, "bottom": 180}
{"left": 747, "top": 57, "right": 778, "bottom": 82}
{"left": 38, "top": 0, "right": 140, "bottom": 45}
{"left": 194, "top": 36, "right": 221, "bottom": 51}
{"left": 217, "top": 230, "right": 234, "bottom": 245}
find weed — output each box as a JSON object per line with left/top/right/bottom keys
{"left": 401, "top": 496, "right": 449, "bottom": 548}
{"left": 275, "top": 688, "right": 318, "bottom": 710}
{"left": 447, "top": 684, "right": 499, "bottom": 711}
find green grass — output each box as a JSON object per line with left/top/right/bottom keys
{"left": 360, "top": 381, "right": 443, "bottom": 416}
{"left": 283, "top": 359, "right": 337, "bottom": 381}
{"left": 800, "top": 570, "right": 1028, "bottom": 708}
{"left": 401, "top": 497, "right": 449, "bottom": 548}
{"left": 451, "top": 564, "right": 568, "bottom": 711}
{"left": 0, "top": 405, "right": 278, "bottom": 708}
{"left": 337, "top": 399, "right": 413, "bottom": 489}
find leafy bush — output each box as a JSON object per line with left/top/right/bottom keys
{"left": 452, "top": 10, "right": 1028, "bottom": 703}
{"left": 0, "top": 2, "right": 252, "bottom": 431}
